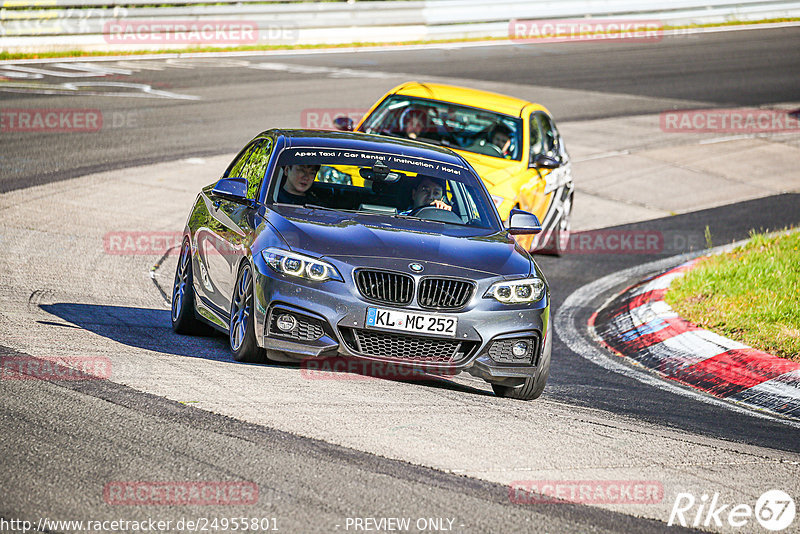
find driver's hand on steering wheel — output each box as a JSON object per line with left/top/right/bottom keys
{"left": 430, "top": 199, "right": 452, "bottom": 211}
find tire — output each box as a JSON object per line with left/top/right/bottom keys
{"left": 552, "top": 193, "right": 573, "bottom": 257}
{"left": 171, "top": 238, "right": 213, "bottom": 335}
{"left": 491, "top": 360, "right": 550, "bottom": 400}
{"left": 265, "top": 350, "right": 295, "bottom": 363}
{"left": 229, "top": 261, "right": 266, "bottom": 363}
{"left": 491, "top": 331, "right": 552, "bottom": 401}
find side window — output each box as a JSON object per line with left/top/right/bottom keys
{"left": 224, "top": 140, "right": 262, "bottom": 179}
{"left": 241, "top": 138, "right": 273, "bottom": 199}
{"left": 529, "top": 114, "right": 544, "bottom": 156}
{"left": 530, "top": 113, "right": 559, "bottom": 159}
{"left": 543, "top": 115, "right": 559, "bottom": 158}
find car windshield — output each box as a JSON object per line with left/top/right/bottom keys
{"left": 360, "top": 95, "right": 523, "bottom": 161}
{"left": 267, "top": 146, "right": 500, "bottom": 230}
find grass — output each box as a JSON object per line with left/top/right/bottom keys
{"left": 665, "top": 229, "right": 800, "bottom": 362}
{"left": 0, "top": 38, "right": 484, "bottom": 61}
{"left": 1, "top": 17, "right": 798, "bottom": 61}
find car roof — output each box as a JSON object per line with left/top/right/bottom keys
{"left": 390, "top": 82, "right": 539, "bottom": 117}
{"left": 264, "top": 129, "right": 470, "bottom": 168}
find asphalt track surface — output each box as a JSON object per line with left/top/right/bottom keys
{"left": 2, "top": 27, "right": 800, "bottom": 533}
{"left": 1, "top": 26, "right": 799, "bottom": 193}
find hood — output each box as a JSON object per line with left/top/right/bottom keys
{"left": 265, "top": 207, "right": 531, "bottom": 277}
{"left": 451, "top": 150, "right": 526, "bottom": 187}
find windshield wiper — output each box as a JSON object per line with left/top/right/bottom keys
{"left": 393, "top": 214, "right": 455, "bottom": 226}
{"left": 303, "top": 203, "right": 339, "bottom": 211}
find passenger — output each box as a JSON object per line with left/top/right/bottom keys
{"left": 399, "top": 107, "right": 429, "bottom": 140}
{"left": 401, "top": 176, "right": 452, "bottom": 214}
{"left": 277, "top": 164, "right": 321, "bottom": 205}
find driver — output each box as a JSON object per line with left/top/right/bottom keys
{"left": 488, "top": 123, "right": 513, "bottom": 157}
{"left": 401, "top": 176, "right": 452, "bottom": 214}
{"left": 277, "top": 164, "right": 321, "bottom": 205}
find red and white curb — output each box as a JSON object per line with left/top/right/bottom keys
{"left": 589, "top": 259, "right": 800, "bottom": 419}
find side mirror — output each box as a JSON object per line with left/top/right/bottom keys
{"left": 333, "top": 116, "right": 354, "bottom": 131}
{"left": 212, "top": 177, "right": 248, "bottom": 203}
{"left": 507, "top": 208, "right": 542, "bottom": 235}
{"left": 530, "top": 153, "right": 561, "bottom": 169}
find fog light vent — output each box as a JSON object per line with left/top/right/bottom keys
{"left": 268, "top": 310, "right": 324, "bottom": 341}
{"left": 488, "top": 337, "right": 537, "bottom": 364}
{"left": 276, "top": 314, "right": 297, "bottom": 332}
{"left": 512, "top": 340, "right": 529, "bottom": 357}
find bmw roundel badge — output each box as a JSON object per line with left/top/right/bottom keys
{"left": 409, "top": 263, "right": 424, "bottom": 272}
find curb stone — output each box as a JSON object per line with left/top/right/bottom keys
{"left": 589, "top": 259, "right": 800, "bottom": 419}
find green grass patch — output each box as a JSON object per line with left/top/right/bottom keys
{"left": 1, "top": 17, "right": 798, "bottom": 62}
{"left": 665, "top": 229, "right": 800, "bottom": 361}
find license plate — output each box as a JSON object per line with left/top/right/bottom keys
{"left": 365, "top": 307, "right": 457, "bottom": 337}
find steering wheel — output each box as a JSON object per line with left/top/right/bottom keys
{"left": 404, "top": 205, "right": 463, "bottom": 224}
{"left": 405, "top": 205, "right": 431, "bottom": 217}
{"left": 477, "top": 139, "right": 504, "bottom": 157}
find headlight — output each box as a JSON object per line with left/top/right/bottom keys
{"left": 484, "top": 278, "right": 545, "bottom": 304}
{"left": 262, "top": 248, "right": 343, "bottom": 282}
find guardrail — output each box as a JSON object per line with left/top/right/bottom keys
{"left": 2, "top": 0, "right": 800, "bottom": 53}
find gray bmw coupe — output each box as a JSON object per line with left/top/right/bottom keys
{"left": 172, "top": 130, "right": 551, "bottom": 399}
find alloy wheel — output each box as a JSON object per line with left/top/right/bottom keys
{"left": 172, "top": 241, "right": 191, "bottom": 322}
{"left": 230, "top": 264, "right": 252, "bottom": 351}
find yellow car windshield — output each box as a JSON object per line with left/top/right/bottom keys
{"left": 361, "top": 95, "right": 523, "bottom": 161}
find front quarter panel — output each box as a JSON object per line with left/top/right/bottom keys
{"left": 249, "top": 208, "right": 308, "bottom": 346}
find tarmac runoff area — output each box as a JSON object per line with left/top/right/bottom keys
{"left": 589, "top": 253, "right": 800, "bottom": 421}
{"left": 1, "top": 108, "right": 800, "bottom": 526}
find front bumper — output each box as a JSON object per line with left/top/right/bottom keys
{"left": 251, "top": 253, "right": 550, "bottom": 385}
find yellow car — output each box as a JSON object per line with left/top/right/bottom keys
{"left": 335, "top": 82, "right": 574, "bottom": 254}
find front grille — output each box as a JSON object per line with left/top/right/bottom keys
{"left": 355, "top": 269, "right": 414, "bottom": 305}
{"left": 268, "top": 310, "right": 324, "bottom": 341}
{"left": 342, "top": 328, "right": 476, "bottom": 364}
{"left": 418, "top": 278, "right": 474, "bottom": 310}
{"left": 488, "top": 336, "right": 540, "bottom": 365}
